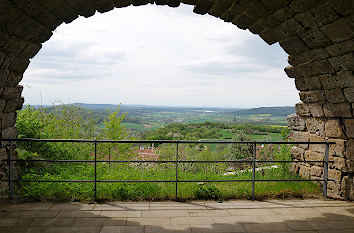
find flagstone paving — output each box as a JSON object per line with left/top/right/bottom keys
{"left": 0, "top": 199, "right": 353, "bottom": 232}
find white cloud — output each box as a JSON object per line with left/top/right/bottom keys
{"left": 22, "top": 4, "right": 298, "bottom": 108}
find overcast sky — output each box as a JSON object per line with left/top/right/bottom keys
{"left": 21, "top": 4, "right": 298, "bottom": 108}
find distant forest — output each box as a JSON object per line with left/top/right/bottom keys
{"left": 233, "top": 107, "right": 294, "bottom": 116}
{"left": 28, "top": 104, "right": 295, "bottom": 127}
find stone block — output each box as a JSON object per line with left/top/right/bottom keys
{"left": 309, "top": 133, "right": 326, "bottom": 154}
{"left": 287, "top": 113, "right": 306, "bottom": 131}
{"left": 304, "top": 150, "right": 324, "bottom": 162}
{"left": 302, "top": 48, "right": 329, "bottom": 62}
{"left": 50, "top": 2, "right": 79, "bottom": 24}
{"left": 290, "top": 146, "right": 305, "bottom": 160}
{"left": 114, "top": 0, "right": 132, "bottom": 8}
{"left": 328, "top": 138, "right": 346, "bottom": 157}
{"left": 95, "top": 0, "right": 115, "bottom": 13}
{"left": 344, "top": 88, "right": 354, "bottom": 103}
{"left": 329, "top": 52, "right": 354, "bottom": 72}
{"left": 295, "top": 3, "right": 339, "bottom": 28}
{"left": 328, "top": 181, "right": 341, "bottom": 193}
{"left": 0, "top": 147, "right": 7, "bottom": 160}
{"left": 340, "top": 175, "right": 348, "bottom": 196}
{"left": 12, "top": 0, "right": 62, "bottom": 30}
{"left": 259, "top": 27, "right": 284, "bottom": 45}
{"left": 295, "top": 102, "right": 311, "bottom": 116}
{"left": 35, "top": 0, "right": 63, "bottom": 11}
{"left": 289, "top": 0, "right": 326, "bottom": 13}
{"left": 208, "top": 0, "right": 232, "bottom": 17}
{"left": 248, "top": 22, "right": 264, "bottom": 34}
{"left": 1, "top": 127, "right": 17, "bottom": 139}
{"left": 31, "top": 28, "right": 53, "bottom": 44}
{"left": 308, "top": 103, "right": 324, "bottom": 117}
{"left": 330, "top": 156, "right": 346, "bottom": 171}
{"left": 261, "top": 0, "right": 290, "bottom": 11}
{"left": 2, "top": 85, "right": 23, "bottom": 99}
{"left": 300, "top": 28, "right": 332, "bottom": 49}
{"left": 344, "top": 119, "right": 354, "bottom": 138}
{"left": 325, "top": 119, "right": 345, "bottom": 138}
{"left": 2, "top": 36, "right": 26, "bottom": 55}
{"left": 326, "top": 40, "right": 354, "bottom": 57}
{"left": 232, "top": 14, "right": 256, "bottom": 30}
{"left": 244, "top": 1, "right": 271, "bottom": 19}
{"left": 288, "top": 54, "right": 306, "bottom": 66}
{"left": 294, "top": 77, "right": 306, "bottom": 91}
{"left": 4, "top": 72, "right": 23, "bottom": 87}
{"left": 0, "top": 99, "right": 6, "bottom": 112}
{"left": 193, "top": 0, "right": 215, "bottom": 15}
{"left": 0, "top": 112, "right": 16, "bottom": 129}
{"left": 324, "top": 103, "right": 352, "bottom": 118}
{"left": 346, "top": 139, "right": 354, "bottom": 160}
{"left": 7, "top": 13, "right": 45, "bottom": 41}
{"left": 8, "top": 58, "right": 30, "bottom": 75}
{"left": 324, "top": 88, "right": 346, "bottom": 103}
{"left": 303, "top": 76, "right": 322, "bottom": 90}
{"left": 319, "top": 71, "right": 354, "bottom": 89}
{"left": 299, "top": 90, "right": 326, "bottom": 103}
{"left": 346, "top": 159, "right": 354, "bottom": 173}
{"left": 18, "top": 42, "right": 42, "bottom": 59}
{"left": 4, "top": 97, "right": 24, "bottom": 113}
{"left": 299, "top": 165, "right": 310, "bottom": 178}
{"left": 227, "top": 3, "right": 245, "bottom": 17}
{"left": 348, "top": 177, "right": 354, "bottom": 200}
{"left": 296, "top": 60, "right": 334, "bottom": 78}
{"left": 322, "top": 17, "right": 354, "bottom": 43}
{"left": 284, "top": 65, "right": 301, "bottom": 78}
{"left": 327, "top": 0, "right": 353, "bottom": 16}
{"left": 292, "top": 131, "right": 309, "bottom": 149}
{"left": 0, "top": 69, "right": 9, "bottom": 87}
{"left": 328, "top": 168, "right": 342, "bottom": 182}
{"left": 279, "top": 18, "right": 304, "bottom": 37}
{"left": 311, "top": 165, "right": 323, "bottom": 177}
{"left": 66, "top": 0, "right": 96, "bottom": 17}
{"left": 279, "top": 36, "right": 309, "bottom": 55}
{"left": 305, "top": 118, "right": 325, "bottom": 136}
{"left": 273, "top": 6, "right": 294, "bottom": 21}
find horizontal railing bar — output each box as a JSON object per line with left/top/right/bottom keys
{"left": 1, "top": 179, "right": 335, "bottom": 183}
{"left": 255, "top": 160, "right": 335, "bottom": 163}
{"left": 0, "top": 159, "right": 334, "bottom": 163}
{"left": 0, "top": 138, "right": 335, "bottom": 144}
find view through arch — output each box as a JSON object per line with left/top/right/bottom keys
{"left": 0, "top": 0, "right": 353, "bottom": 200}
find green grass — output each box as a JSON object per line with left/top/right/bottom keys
{"left": 14, "top": 162, "right": 321, "bottom": 202}
{"left": 249, "top": 133, "right": 283, "bottom": 141}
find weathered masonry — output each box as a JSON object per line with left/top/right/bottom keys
{"left": 0, "top": 0, "right": 353, "bottom": 199}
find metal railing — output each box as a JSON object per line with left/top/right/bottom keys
{"left": 0, "top": 138, "right": 335, "bottom": 201}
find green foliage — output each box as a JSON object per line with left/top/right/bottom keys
{"left": 224, "top": 129, "right": 252, "bottom": 161}
{"left": 98, "top": 108, "right": 132, "bottom": 160}
{"left": 13, "top": 105, "right": 320, "bottom": 202}
{"left": 194, "top": 184, "right": 222, "bottom": 202}
{"left": 143, "top": 122, "right": 286, "bottom": 142}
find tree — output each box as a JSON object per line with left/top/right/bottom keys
{"left": 224, "top": 130, "right": 253, "bottom": 170}
{"left": 100, "top": 107, "right": 131, "bottom": 161}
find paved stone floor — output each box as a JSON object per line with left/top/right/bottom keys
{"left": 0, "top": 199, "right": 353, "bottom": 233}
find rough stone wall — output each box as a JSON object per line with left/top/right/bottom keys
{"left": 0, "top": 0, "right": 353, "bottom": 199}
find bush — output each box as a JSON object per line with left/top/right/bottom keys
{"left": 194, "top": 184, "right": 222, "bottom": 202}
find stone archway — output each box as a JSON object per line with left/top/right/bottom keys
{"left": 0, "top": 0, "right": 353, "bottom": 199}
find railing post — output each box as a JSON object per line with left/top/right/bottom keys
{"left": 175, "top": 140, "right": 179, "bottom": 202}
{"left": 9, "top": 140, "right": 14, "bottom": 200}
{"left": 323, "top": 142, "right": 329, "bottom": 198}
{"left": 94, "top": 140, "right": 97, "bottom": 201}
{"left": 252, "top": 142, "right": 256, "bottom": 201}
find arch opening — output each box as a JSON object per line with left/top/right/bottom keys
{"left": 0, "top": 0, "right": 353, "bottom": 200}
